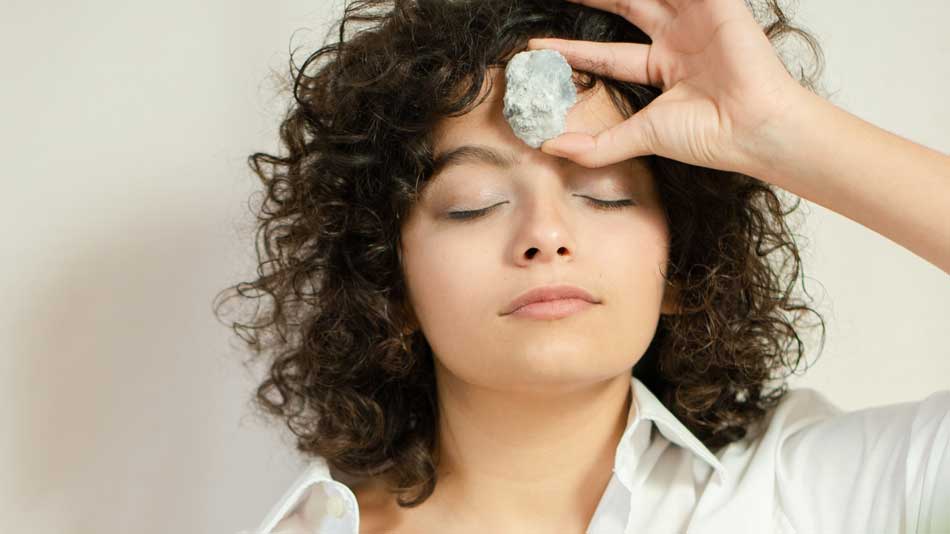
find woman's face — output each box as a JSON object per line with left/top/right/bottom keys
{"left": 399, "top": 68, "right": 677, "bottom": 393}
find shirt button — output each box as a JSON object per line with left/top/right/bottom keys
{"left": 327, "top": 493, "right": 345, "bottom": 518}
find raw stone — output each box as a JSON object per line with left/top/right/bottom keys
{"left": 503, "top": 49, "right": 578, "bottom": 149}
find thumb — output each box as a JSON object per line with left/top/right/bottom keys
{"left": 540, "top": 115, "right": 656, "bottom": 168}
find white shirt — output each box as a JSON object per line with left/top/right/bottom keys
{"left": 252, "top": 376, "right": 950, "bottom": 533}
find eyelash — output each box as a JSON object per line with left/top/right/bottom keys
{"left": 447, "top": 196, "right": 636, "bottom": 221}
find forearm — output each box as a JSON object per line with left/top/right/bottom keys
{"left": 741, "top": 86, "right": 950, "bottom": 275}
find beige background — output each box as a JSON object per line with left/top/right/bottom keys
{"left": 1, "top": 1, "right": 947, "bottom": 533}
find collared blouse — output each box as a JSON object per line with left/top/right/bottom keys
{"left": 251, "top": 376, "right": 950, "bottom": 533}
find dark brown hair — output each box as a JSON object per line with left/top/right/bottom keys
{"left": 214, "top": 0, "right": 828, "bottom": 507}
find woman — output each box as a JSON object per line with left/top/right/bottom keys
{"left": 216, "top": 0, "right": 950, "bottom": 532}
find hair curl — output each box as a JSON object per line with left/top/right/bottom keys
{"left": 214, "top": 0, "right": 828, "bottom": 507}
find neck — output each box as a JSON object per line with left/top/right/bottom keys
{"left": 428, "top": 363, "right": 635, "bottom": 532}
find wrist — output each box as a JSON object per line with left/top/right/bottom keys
{"left": 733, "top": 83, "right": 825, "bottom": 187}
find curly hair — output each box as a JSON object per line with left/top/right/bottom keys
{"left": 214, "top": 0, "right": 828, "bottom": 508}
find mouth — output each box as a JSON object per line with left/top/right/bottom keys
{"left": 502, "top": 284, "right": 599, "bottom": 316}
{"left": 506, "top": 298, "right": 596, "bottom": 320}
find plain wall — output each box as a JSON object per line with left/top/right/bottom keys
{"left": 2, "top": 1, "right": 947, "bottom": 532}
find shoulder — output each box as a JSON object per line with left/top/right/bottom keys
{"left": 268, "top": 480, "right": 342, "bottom": 532}
{"left": 764, "top": 386, "right": 934, "bottom": 469}
{"left": 270, "top": 512, "right": 310, "bottom": 534}
{"left": 254, "top": 456, "right": 359, "bottom": 533}
{"left": 282, "top": 475, "right": 407, "bottom": 534}
{"left": 766, "top": 387, "right": 950, "bottom": 533}
{"left": 769, "top": 386, "right": 950, "bottom": 453}
{"left": 769, "top": 386, "right": 844, "bottom": 431}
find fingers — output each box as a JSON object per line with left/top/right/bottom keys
{"left": 565, "top": 0, "right": 677, "bottom": 37}
{"left": 541, "top": 115, "right": 656, "bottom": 168}
{"left": 527, "top": 39, "right": 657, "bottom": 89}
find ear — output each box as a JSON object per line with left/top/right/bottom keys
{"left": 398, "top": 294, "right": 421, "bottom": 334}
{"left": 660, "top": 279, "right": 681, "bottom": 316}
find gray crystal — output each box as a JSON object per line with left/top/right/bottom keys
{"left": 503, "top": 49, "right": 578, "bottom": 149}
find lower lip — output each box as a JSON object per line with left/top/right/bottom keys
{"left": 508, "top": 298, "right": 594, "bottom": 319}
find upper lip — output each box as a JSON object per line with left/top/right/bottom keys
{"left": 502, "top": 284, "right": 600, "bottom": 315}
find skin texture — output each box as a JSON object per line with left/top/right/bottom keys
{"left": 375, "top": 67, "right": 680, "bottom": 533}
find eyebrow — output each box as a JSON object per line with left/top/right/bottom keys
{"left": 430, "top": 144, "right": 524, "bottom": 177}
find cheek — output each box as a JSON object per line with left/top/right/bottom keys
{"left": 597, "top": 215, "right": 670, "bottom": 308}
{"left": 589, "top": 219, "right": 669, "bottom": 363}
{"left": 401, "top": 231, "right": 498, "bottom": 334}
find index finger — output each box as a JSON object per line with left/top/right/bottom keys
{"left": 542, "top": 113, "right": 656, "bottom": 169}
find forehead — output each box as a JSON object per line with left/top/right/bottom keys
{"left": 430, "top": 67, "right": 653, "bottom": 180}
{"left": 433, "top": 67, "right": 621, "bottom": 153}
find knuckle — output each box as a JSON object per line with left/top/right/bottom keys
{"left": 613, "top": 0, "right": 633, "bottom": 20}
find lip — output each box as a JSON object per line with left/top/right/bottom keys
{"left": 502, "top": 284, "right": 600, "bottom": 316}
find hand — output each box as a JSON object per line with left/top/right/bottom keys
{"left": 527, "top": 0, "right": 806, "bottom": 174}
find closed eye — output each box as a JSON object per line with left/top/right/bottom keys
{"left": 446, "top": 195, "right": 636, "bottom": 221}
{"left": 585, "top": 197, "right": 637, "bottom": 210}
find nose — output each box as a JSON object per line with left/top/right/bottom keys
{"left": 510, "top": 198, "right": 577, "bottom": 264}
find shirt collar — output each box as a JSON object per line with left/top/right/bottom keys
{"left": 619, "top": 375, "right": 729, "bottom": 484}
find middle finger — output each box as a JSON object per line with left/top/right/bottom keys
{"left": 565, "top": 0, "right": 678, "bottom": 37}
